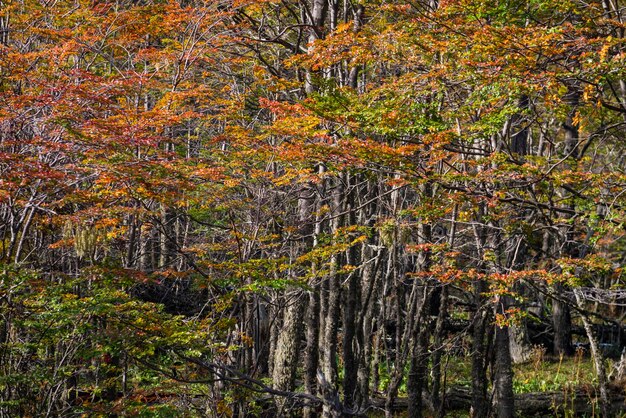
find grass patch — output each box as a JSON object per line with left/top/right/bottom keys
{"left": 513, "top": 350, "right": 596, "bottom": 393}
{"left": 442, "top": 347, "right": 597, "bottom": 394}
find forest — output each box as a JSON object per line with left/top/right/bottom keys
{"left": 2, "top": 0, "right": 626, "bottom": 416}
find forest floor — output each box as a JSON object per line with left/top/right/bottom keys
{"left": 445, "top": 351, "right": 597, "bottom": 394}
{"left": 369, "top": 354, "right": 626, "bottom": 417}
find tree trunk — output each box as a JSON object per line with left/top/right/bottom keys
{"left": 574, "top": 289, "right": 609, "bottom": 418}
{"left": 320, "top": 177, "right": 344, "bottom": 417}
{"left": 305, "top": 0, "right": 328, "bottom": 94}
{"left": 407, "top": 220, "right": 432, "bottom": 418}
{"left": 272, "top": 293, "right": 306, "bottom": 413}
{"left": 431, "top": 285, "right": 448, "bottom": 416}
{"left": 342, "top": 174, "right": 360, "bottom": 411}
{"left": 552, "top": 284, "right": 573, "bottom": 356}
{"left": 159, "top": 205, "right": 176, "bottom": 269}
{"left": 509, "top": 324, "right": 533, "bottom": 364}
{"left": 304, "top": 288, "right": 320, "bottom": 418}
{"left": 471, "top": 298, "right": 489, "bottom": 418}
{"left": 356, "top": 241, "right": 382, "bottom": 411}
{"left": 493, "top": 299, "right": 515, "bottom": 418}
{"left": 553, "top": 81, "right": 581, "bottom": 357}
{"left": 407, "top": 319, "right": 430, "bottom": 418}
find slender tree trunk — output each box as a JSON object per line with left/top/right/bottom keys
{"left": 342, "top": 174, "right": 360, "bottom": 411}
{"left": 407, "top": 308, "right": 430, "bottom": 418}
{"left": 304, "top": 288, "right": 320, "bottom": 418}
{"left": 384, "top": 181, "right": 407, "bottom": 418}
{"left": 432, "top": 205, "right": 457, "bottom": 415}
{"left": 304, "top": 176, "right": 324, "bottom": 417}
{"left": 347, "top": 5, "right": 364, "bottom": 89}
{"left": 159, "top": 206, "right": 177, "bottom": 269}
{"left": 356, "top": 242, "right": 382, "bottom": 411}
{"left": 268, "top": 299, "right": 282, "bottom": 379}
{"left": 552, "top": 284, "right": 573, "bottom": 356}
{"left": 125, "top": 213, "right": 137, "bottom": 269}
{"left": 383, "top": 250, "right": 403, "bottom": 418}
{"left": 493, "top": 297, "right": 515, "bottom": 418}
{"left": 471, "top": 208, "right": 492, "bottom": 418}
{"left": 407, "top": 219, "right": 432, "bottom": 418}
{"left": 320, "top": 266, "right": 342, "bottom": 417}
{"left": 305, "top": 0, "right": 328, "bottom": 94}
{"left": 471, "top": 291, "right": 489, "bottom": 418}
{"left": 574, "top": 289, "right": 610, "bottom": 418}
{"left": 14, "top": 205, "right": 35, "bottom": 264}
{"left": 320, "top": 177, "right": 344, "bottom": 418}
{"left": 553, "top": 81, "right": 581, "bottom": 357}
{"left": 431, "top": 285, "right": 448, "bottom": 416}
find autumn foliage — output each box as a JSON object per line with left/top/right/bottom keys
{"left": 1, "top": 0, "right": 626, "bottom": 416}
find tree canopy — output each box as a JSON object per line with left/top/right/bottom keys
{"left": 1, "top": 0, "right": 626, "bottom": 416}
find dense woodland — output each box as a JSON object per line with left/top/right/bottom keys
{"left": 2, "top": 0, "right": 626, "bottom": 416}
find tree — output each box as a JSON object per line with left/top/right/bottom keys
{"left": 2, "top": 0, "right": 626, "bottom": 416}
